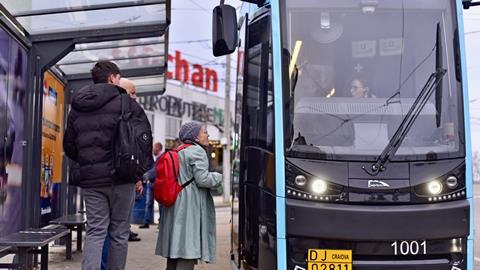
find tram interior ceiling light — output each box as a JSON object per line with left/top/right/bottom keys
{"left": 320, "top": 12, "right": 330, "bottom": 29}
{"left": 311, "top": 18, "right": 343, "bottom": 44}
{"left": 289, "top": 40, "right": 303, "bottom": 78}
{"left": 326, "top": 88, "right": 336, "bottom": 98}
{"left": 360, "top": 0, "right": 378, "bottom": 14}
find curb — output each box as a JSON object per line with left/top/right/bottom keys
{"left": 214, "top": 203, "right": 231, "bottom": 208}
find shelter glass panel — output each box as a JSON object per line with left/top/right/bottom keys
{"left": 58, "top": 45, "right": 165, "bottom": 65}
{"left": 57, "top": 56, "right": 165, "bottom": 75}
{"left": 0, "top": 25, "right": 27, "bottom": 236}
{"left": 74, "top": 36, "right": 164, "bottom": 51}
{"left": 14, "top": 4, "right": 165, "bottom": 35}
{"left": 2, "top": 0, "right": 141, "bottom": 14}
{"left": 130, "top": 75, "right": 165, "bottom": 95}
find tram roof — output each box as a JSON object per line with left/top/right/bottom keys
{"left": 0, "top": 0, "right": 170, "bottom": 96}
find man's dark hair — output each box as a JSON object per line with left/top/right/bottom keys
{"left": 90, "top": 61, "right": 120, "bottom": 83}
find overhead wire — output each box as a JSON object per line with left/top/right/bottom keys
{"left": 170, "top": 39, "right": 211, "bottom": 44}
{"left": 186, "top": 0, "right": 210, "bottom": 14}
{"left": 465, "top": 30, "right": 480, "bottom": 35}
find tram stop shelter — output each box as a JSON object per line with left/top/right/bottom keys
{"left": 0, "top": 0, "right": 170, "bottom": 232}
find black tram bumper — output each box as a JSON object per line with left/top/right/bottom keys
{"left": 285, "top": 198, "right": 470, "bottom": 270}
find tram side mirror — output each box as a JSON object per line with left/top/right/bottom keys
{"left": 212, "top": 4, "right": 238, "bottom": 56}
{"left": 463, "top": 0, "right": 480, "bottom": 9}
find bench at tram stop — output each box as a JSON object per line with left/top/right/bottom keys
{"left": 0, "top": 225, "right": 71, "bottom": 270}
{"left": 49, "top": 213, "right": 86, "bottom": 253}
{"left": 0, "top": 246, "right": 12, "bottom": 269}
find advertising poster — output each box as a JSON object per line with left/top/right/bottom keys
{"left": 40, "top": 71, "right": 65, "bottom": 226}
{"left": 0, "top": 26, "right": 27, "bottom": 236}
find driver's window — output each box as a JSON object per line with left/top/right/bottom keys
{"left": 243, "top": 15, "right": 273, "bottom": 151}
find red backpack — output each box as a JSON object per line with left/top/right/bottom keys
{"left": 153, "top": 144, "right": 193, "bottom": 207}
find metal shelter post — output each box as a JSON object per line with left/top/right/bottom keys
{"left": 23, "top": 40, "right": 75, "bottom": 229}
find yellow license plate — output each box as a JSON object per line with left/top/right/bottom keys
{"left": 307, "top": 262, "right": 352, "bottom": 270}
{"left": 308, "top": 249, "right": 352, "bottom": 270}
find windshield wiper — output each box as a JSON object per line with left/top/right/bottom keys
{"left": 435, "top": 22, "right": 443, "bottom": 127}
{"left": 367, "top": 68, "right": 447, "bottom": 176}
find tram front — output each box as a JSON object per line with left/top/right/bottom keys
{"left": 281, "top": 0, "right": 473, "bottom": 269}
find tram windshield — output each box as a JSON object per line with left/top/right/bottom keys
{"left": 281, "top": 0, "right": 464, "bottom": 161}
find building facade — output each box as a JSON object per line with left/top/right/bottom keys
{"left": 138, "top": 80, "right": 234, "bottom": 173}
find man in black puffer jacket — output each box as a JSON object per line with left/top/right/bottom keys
{"left": 63, "top": 61, "right": 151, "bottom": 270}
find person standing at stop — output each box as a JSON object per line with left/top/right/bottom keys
{"left": 156, "top": 122, "right": 222, "bottom": 270}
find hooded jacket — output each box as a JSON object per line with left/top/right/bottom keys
{"left": 63, "top": 83, "right": 150, "bottom": 188}
{"left": 155, "top": 144, "right": 222, "bottom": 262}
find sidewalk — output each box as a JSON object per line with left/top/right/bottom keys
{"left": 213, "top": 195, "right": 231, "bottom": 208}
{"left": 48, "top": 196, "right": 231, "bottom": 270}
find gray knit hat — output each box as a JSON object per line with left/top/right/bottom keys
{"left": 179, "top": 121, "right": 203, "bottom": 143}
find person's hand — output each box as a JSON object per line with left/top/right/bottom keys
{"left": 141, "top": 172, "right": 148, "bottom": 182}
{"left": 135, "top": 180, "right": 144, "bottom": 194}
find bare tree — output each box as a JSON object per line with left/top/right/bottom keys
{"left": 473, "top": 151, "right": 480, "bottom": 183}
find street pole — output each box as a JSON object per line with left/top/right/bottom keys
{"left": 223, "top": 54, "right": 231, "bottom": 203}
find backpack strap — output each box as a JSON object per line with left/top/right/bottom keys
{"left": 174, "top": 144, "right": 191, "bottom": 152}
{"left": 120, "top": 94, "right": 132, "bottom": 120}
{"left": 181, "top": 177, "right": 195, "bottom": 188}
{"left": 120, "top": 94, "right": 125, "bottom": 117}
{"left": 175, "top": 144, "right": 194, "bottom": 188}
{"left": 167, "top": 151, "right": 178, "bottom": 179}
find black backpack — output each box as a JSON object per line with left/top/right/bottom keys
{"left": 113, "top": 94, "right": 153, "bottom": 183}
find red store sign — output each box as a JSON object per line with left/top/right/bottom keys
{"left": 112, "top": 44, "right": 219, "bottom": 92}
{"left": 167, "top": 50, "right": 219, "bottom": 92}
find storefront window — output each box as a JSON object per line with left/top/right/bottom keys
{"left": 165, "top": 116, "right": 182, "bottom": 138}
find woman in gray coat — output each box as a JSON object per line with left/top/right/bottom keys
{"left": 156, "top": 122, "right": 222, "bottom": 270}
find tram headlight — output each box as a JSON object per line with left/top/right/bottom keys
{"left": 446, "top": 175, "right": 458, "bottom": 189}
{"left": 427, "top": 180, "right": 443, "bottom": 195}
{"left": 311, "top": 179, "right": 328, "bottom": 195}
{"left": 286, "top": 161, "right": 345, "bottom": 202}
{"left": 294, "top": 175, "right": 307, "bottom": 187}
{"left": 413, "top": 164, "right": 465, "bottom": 203}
